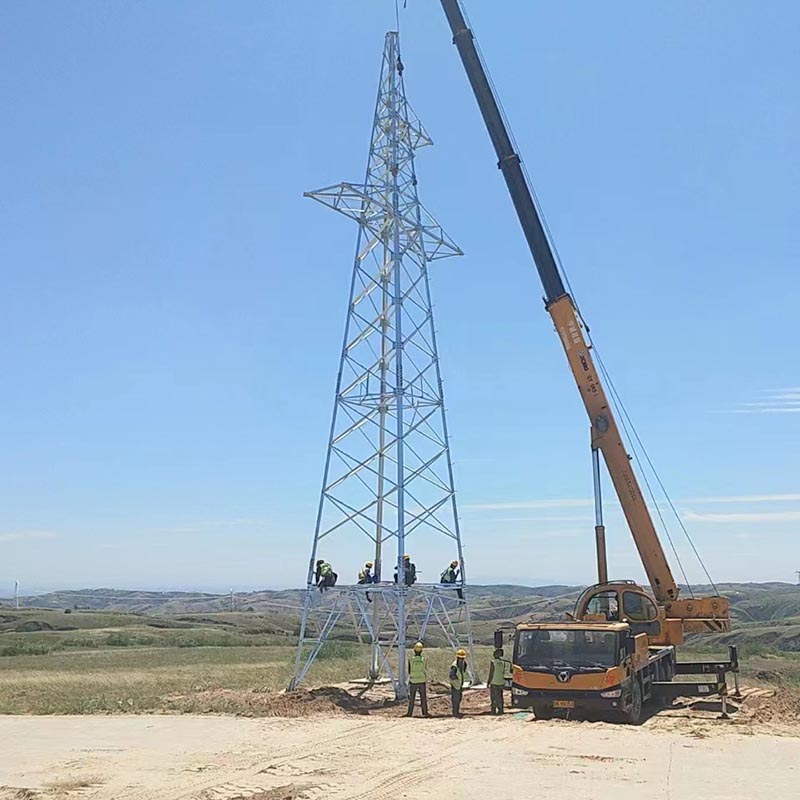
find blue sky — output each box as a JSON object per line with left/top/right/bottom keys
{"left": 1, "top": 1, "right": 797, "bottom": 593}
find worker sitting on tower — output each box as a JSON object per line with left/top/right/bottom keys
{"left": 315, "top": 559, "right": 337, "bottom": 593}
{"left": 440, "top": 559, "right": 464, "bottom": 601}
{"left": 393, "top": 555, "right": 417, "bottom": 586}
{"left": 357, "top": 561, "right": 374, "bottom": 602}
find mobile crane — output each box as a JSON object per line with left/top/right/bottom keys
{"left": 439, "top": 0, "right": 737, "bottom": 722}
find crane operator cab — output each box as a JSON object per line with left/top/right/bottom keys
{"left": 575, "top": 581, "right": 662, "bottom": 638}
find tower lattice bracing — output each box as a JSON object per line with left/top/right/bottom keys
{"left": 290, "top": 31, "right": 475, "bottom": 699}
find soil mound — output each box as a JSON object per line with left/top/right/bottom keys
{"left": 163, "top": 686, "right": 392, "bottom": 717}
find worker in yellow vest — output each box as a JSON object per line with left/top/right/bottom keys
{"left": 449, "top": 648, "right": 468, "bottom": 717}
{"left": 487, "top": 647, "right": 510, "bottom": 715}
{"left": 405, "top": 641, "right": 430, "bottom": 717}
{"left": 357, "top": 561, "right": 374, "bottom": 602}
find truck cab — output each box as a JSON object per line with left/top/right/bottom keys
{"left": 510, "top": 622, "right": 675, "bottom": 723}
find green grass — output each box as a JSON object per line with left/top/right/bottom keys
{"left": 0, "top": 645, "right": 309, "bottom": 714}
{"left": 0, "top": 643, "right": 494, "bottom": 715}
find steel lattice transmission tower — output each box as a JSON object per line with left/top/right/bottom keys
{"left": 290, "top": 31, "right": 476, "bottom": 699}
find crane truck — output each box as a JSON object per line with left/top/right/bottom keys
{"left": 439, "top": 0, "right": 737, "bottom": 722}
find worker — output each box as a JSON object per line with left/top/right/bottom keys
{"left": 315, "top": 559, "right": 337, "bottom": 593}
{"left": 404, "top": 555, "right": 417, "bottom": 586}
{"left": 405, "top": 641, "right": 430, "bottom": 717}
{"left": 393, "top": 555, "right": 417, "bottom": 586}
{"left": 449, "top": 648, "right": 468, "bottom": 717}
{"left": 357, "top": 561, "right": 373, "bottom": 583}
{"left": 440, "top": 559, "right": 463, "bottom": 601}
{"left": 357, "top": 561, "right": 374, "bottom": 602}
{"left": 487, "top": 647, "right": 510, "bottom": 715}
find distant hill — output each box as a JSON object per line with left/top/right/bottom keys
{"left": 9, "top": 581, "right": 800, "bottom": 623}
{"left": 3, "top": 581, "right": 800, "bottom": 652}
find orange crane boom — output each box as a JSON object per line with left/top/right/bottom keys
{"left": 439, "top": 0, "right": 729, "bottom": 636}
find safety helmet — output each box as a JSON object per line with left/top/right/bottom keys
{"left": 403, "top": 554, "right": 410, "bottom": 561}
{"left": 413, "top": 641, "right": 424, "bottom": 653}
{"left": 456, "top": 648, "right": 467, "bottom": 658}
{"left": 365, "top": 561, "right": 373, "bottom": 568}
{"left": 316, "top": 559, "right": 324, "bottom": 565}
{"left": 451, "top": 560, "right": 458, "bottom": 567}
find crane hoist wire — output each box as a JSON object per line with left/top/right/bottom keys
{"left": 592, "top": 349, "right": 694, "bottom": 597}
{"left": 593, "top": 346, "right": 720, "bottom": 597}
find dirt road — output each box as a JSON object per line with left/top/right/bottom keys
{"left": 1, "top": 713, "right": 797, "bottom": 800}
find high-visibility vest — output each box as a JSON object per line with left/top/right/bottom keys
{"left": 320, "top": 563, "right": 332, "bottom": 577}
{"left": 450, "top": 660, "right": 465, "bottom": 691}
{"left": 358, "top": 569, "right": 371, "bottom": 582}
{"left": 441, "top": 567, "right": 455, "bottom": 583}
{"left": 409, "top": 654, "right": 427, "bottom": 684}
{"left": 490, "top": 657, "right": 508, "bottom": 687}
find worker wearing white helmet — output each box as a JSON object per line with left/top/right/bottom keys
{"left": 440, "top": 559, "right": 464, "bottom": 601}
{"left": 405, "top": 641, "right": 430, "bottom": 718}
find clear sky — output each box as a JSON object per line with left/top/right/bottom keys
{"left": 1, "top": 1, "right": 798, "bottom": 593}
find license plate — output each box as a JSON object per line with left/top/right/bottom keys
{"left": 553, "top": 700, "right": 575, "bottom": 709}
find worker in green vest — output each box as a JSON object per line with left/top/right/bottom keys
{"left": 315, "top": 559, "right": 337, "bottom": 592}
{"left": 405, "top": 641, "right": 430, "bottom": 717}
{"left": 357, "top": 561, "right": 374, "bottom": 602}
{"left": 449, "top": 648, "right": 468, "bottom": 717}
{"left": 440, "top": 559, "right": 464, "bottom": 601}
{"left": 487, "top": 647, "right": 510, "bottom": 715}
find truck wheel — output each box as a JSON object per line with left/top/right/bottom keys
{"left": 533, "top": 705, "right": 554, "bottom": 720}
{"left": 622, "top": 681, "right": 643, "bottom": 725}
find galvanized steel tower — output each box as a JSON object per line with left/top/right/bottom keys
{"left": 290, "top": 31, "right": 475, "bottom": 699}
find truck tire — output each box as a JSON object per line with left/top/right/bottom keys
{"left": 532, "top": 705, "right": 554, "bottom": 720}
{"left": 621, "top": 680, "right": 643, "bottom": 725}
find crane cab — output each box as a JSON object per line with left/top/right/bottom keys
{"left": 574, "top": 581, "right": 731, "bottom": 646}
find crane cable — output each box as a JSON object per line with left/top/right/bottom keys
{"left": 592, "top": 346, "right": 719, "bottom": 596}
{"left": 592, "top": 351, "right": 694, "bottom": 598}
{"left": 394, "top": 0, "right": 408, "bottom": 35}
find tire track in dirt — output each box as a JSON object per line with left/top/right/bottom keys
{"left": 167, "top": 720, "right": 397, "bottom": 800}
{"left": 329, "top": 739, "right": 466, "bottom": 800}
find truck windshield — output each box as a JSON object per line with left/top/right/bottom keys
{"left": 515, "top": 628, "right": 619, "bottom": 669}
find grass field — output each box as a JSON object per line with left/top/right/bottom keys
{"left": 2, "top": 587, "right": 800, "bottom": 716}
{"left": 0, "top": 608, "right": 496, "bottom": 715}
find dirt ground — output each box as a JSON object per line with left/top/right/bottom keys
{"left": 1, "top": 687, "right": 798, "bottom": 800}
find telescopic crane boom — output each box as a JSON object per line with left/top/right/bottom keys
{"left": 439, "top": 0, "right": 728, "bottom": 638}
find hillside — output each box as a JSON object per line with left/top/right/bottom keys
{"left": 4, "top": 582, "right": 800, "bottom": 653}
{"left": 2, "top": 581, "right": 800, "bottom": 717}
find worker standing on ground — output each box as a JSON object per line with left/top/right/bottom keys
{"left": 357, "top": 561, "right": 374, "bottom": 602}
{"left": 487, "top": 647, "right": 509, "bottom": 715}
{"left": 449, "top": 648, "right": 468, "bottom": 717}
{"left": 440, "top": 559, "right": 463, "bottom": 601}
{"left": 405, "top": 641, "right": 430, "bottom": 717}
{"left": 315, "top": 559, "right": 337, "bottom": 592}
